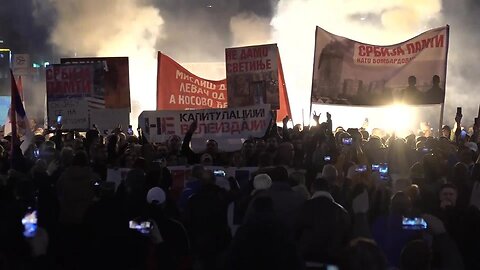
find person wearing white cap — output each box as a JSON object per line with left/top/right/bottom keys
{"left": 252, "top": 173, "right": 272, "bottom": 195}
{"left": 143, "top": 187, "right": 190, "bottom": 269}
{"left": 146, "top": 187, "right": 166, "bottom": 206}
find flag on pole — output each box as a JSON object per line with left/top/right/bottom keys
{"left": 4, "top": 71, "right": 32, "bottom": 154}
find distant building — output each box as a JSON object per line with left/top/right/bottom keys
{"left": 314, "top": 41, "right": 344, "bottom": 100}
{"left": 343, "top": 79, "right": 363, "bottom": 96}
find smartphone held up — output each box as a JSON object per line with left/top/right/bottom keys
{"left": 129, "top": 220, "right": 152, "bottom": 235}
{"left": 22, "top": 210, "right": 38, "bottom": 238}
{"left": 342, "top": 137, "right": 353, "bottom": 146}
{"left": 402, "top": 217, "right": 427, "bottom": 230}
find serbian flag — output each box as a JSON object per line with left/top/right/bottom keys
{"left": 4, "top": 71, "right": 32, "bottom": 154}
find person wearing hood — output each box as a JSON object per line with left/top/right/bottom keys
{"left": 56, "top": 151, "right": 96, "bottom": 268}
{"left": 184, "top": 170, "right": 231, "bottom": 270}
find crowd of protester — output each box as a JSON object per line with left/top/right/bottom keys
{"left": 0, "top": 110, "right": 479, "bottom": 270}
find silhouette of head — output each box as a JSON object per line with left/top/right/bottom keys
{"left": 408, "top": 76, "right": 416, "bottom": 87}
{"left": 432, "top": 75, "right": 440, "bottom": 86}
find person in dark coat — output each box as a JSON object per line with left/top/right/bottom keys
{"left": 144, "top": 187, "right": 191, "bottom": 270}
{"left": 227, "top": 196, "right": 303, "bottom": 270}
{"left": 245, "top": 167, "right": 306, "bottom": 232}
{"left": 83, "top": 182, "right": 129, "bottom": 270}
{"left": 295, "top": 177, "right": 351, "bottom": 265}
{"left": 184, "top": 170, "right": 231, "bottom": 270}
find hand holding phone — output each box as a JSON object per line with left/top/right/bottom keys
{"left": 129, "top": 220, "right": 152, "bottom": 234}
{"left": 402, "top": 216, "right": 427, "bottom": 230}
{"left": 355, "top": 165, "right": 367, "bottom": 172}
{"left": 342, "top": 137, "right": 353, "bottom": 146}
{"left": 33, "top": 149, "right": 40, "bottom": 159}
{"left": 379, "top": 163, "right": 389, "bottom": 179}
{"left": 214, "top": 169, "right": 226, "bottom": 177}
{"left": 22, "top": 210, "right": 38, "bottom": 238}
{"left": 419, "top": 147, "right": 432, "bottom": 154}
{"left": 455, "top": 107, "right": 462, "bottom": 123}
{"left": 127, "top": 125, "right": 134, "bottom": 136}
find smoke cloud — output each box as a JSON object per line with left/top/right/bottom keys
{"left": 271, "top": 0, "right": 443, "bottom": 126}
{"left": 19, "top": 0, "right": 480, "bottom": 131}
{"left": 230, "top": 12, "right": 272, "bottom": 47}
{"left": 35, "top": 0, "right": 164, "bottom": 128}
{"left": 440, "top": 0, "right": 480, "bottom": 126}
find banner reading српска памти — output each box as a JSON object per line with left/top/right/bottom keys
{"left": 311, "top": 26, "right": 449, "bottom": 106}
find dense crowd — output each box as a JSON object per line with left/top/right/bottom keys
{"left": 0, "top": 110, "right": 479, "bottom": 270}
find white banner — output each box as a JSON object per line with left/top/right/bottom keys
{"left": 312, "top": 26, "right": 449, "bottom": 105}
{"left": 12, "top": 54, "right": 31, "bottom": 76}
{"left": 47, "top": 99, "right": 89, "bottom": 130}
{"left": 46, "top": 64, "right": 94, "bottom": 130}
{"left": 139, "top": 104, "right": 272, "bottom": 144}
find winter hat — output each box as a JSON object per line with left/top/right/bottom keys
{"left": 146, "top": 187, "right": 166, "bottom": 205}
{"left": 253, "top": 174, "right": 272, "bottom": 190}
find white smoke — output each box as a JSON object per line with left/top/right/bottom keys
{"left": 36, "top": 0, "right": 473, "bottom": 133}
{"left": 229, "top": 12, "right": 272, "bottom": 46}
{"left": 36, "top": 0, "right": 163, "bottom": 129}
{"left": 271, "top": 0, "right": 443, "bottom": 125}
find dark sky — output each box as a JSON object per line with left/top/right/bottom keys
{"left": 0, "top": 1, "right": 51, "bottom": 60}
{"left": 153, "top": 0, "right": 276, "bottom": 61}
{"left": 0, "top": 0, "right": 276, "bottom": 62}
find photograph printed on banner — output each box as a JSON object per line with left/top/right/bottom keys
{"left": 311, "top": 26, "right": 449, "bottom": 106}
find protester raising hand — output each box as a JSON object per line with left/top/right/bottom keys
{"left": 312, "top": 111, "right": 321, "bottom": 125}
{"left": 188, "top": 120, "right": 198, "bottom": 134}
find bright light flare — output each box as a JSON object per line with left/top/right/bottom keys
{"left": 381, "top": 104, "right": 417, "bottom": 137}
{"left": 310, "top": 103, "right": 421, "bottom": 137}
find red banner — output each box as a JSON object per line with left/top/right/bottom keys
{"left": 46, "top": 65, "right": 93, "bottom": 97}
{"left": 156, "top": 52, "right": 291, "bottom": 122}
{"left": 157, "top": 52, "right": 227, "bottom": 110}
{"left": 277, "top": 53, "right": 291, "bottom": 121}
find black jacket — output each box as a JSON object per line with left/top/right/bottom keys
{"left": 184, "top": 184, "right": 231, "bottom": 256}
{"left": 295, "top": 193, "right": 351, "bottom": 264}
